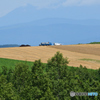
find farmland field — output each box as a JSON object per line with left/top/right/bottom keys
{"left": 0, "top": 58, "right": 34, "bottom": 71}
{"left": 0, "top": 44, "right": 100, "bottom": 69}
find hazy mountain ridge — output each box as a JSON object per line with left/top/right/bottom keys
{"left": 0, "top": 21, "right": 100, "bottom": 46}
{"left": 0, "top": 18, "right": 100, "bottom": 30}
{"left": 0, "top": 44, "right": 20, "bottom": 48}
{"left": 0, "top": 4, "right": 100, "bottom": 27}
{"left": 0, "top": 4, "right": 100, "bottom": 46}
{"left": 0, "top": 18, "right": 100, "bottom": 28}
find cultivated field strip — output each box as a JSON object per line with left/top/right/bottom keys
{"left": 0, "top": 46, "right": 59, "bottom": 63}
{"left": 49, "top": 44, "right": 100, "bottom": 69}
{"left": 0, "top": 44, "right": 100, "bottom": 69}
{"left": 50, "top": 44, "right": 100, "bottom": 56}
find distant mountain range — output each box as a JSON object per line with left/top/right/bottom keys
{"left": 0, "top": 18, "right": 100, "bottom": 46}
{"left": 0, "top": 4, "right": 100, "bottom": 46}
{"left": 0, "top": 4, "right": 100, "bottom": 27}
{"left": 0, "top": 44, "right": 20, "bottom": 48}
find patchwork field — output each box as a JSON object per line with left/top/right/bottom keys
{"left": 0, "top": 44, "right": 100, "bottom": 69}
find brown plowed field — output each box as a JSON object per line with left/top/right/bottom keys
{"left": 0, "top": 44, "right": 100, "bottom": 69}
{"left": 51, "top": 44, "right": 100, "bottom": 56}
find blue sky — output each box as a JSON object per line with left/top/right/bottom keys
{"left": 0, "top": 0, "right": 100, "bottom": 45}
{"left": 0, "top": 0, "right": 100, "bottom": 19}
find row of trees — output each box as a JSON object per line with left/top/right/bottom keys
{"left": 89, "top": 42, "right": 100, "bottom": 44}
{"left": 0, "top": 52, "right": 100, "bottom": 99}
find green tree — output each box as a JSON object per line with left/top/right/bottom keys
{"left": 40, "top": 86, "right": 56, "bottom": 100}
{"left": 31, "top": 59, "right": 45, "bottom": 87}
{"left": 7, "top": 67, "right": 14, "bottom": 83}
{"left": 12, "top": 62, "right": 32, "bottom": 99}
{"left": 0, "top": 75, "right": 19, "bottom": 99}
{"left": 1, "top": 66, "right": 8, "bottom": 75}
{"left": 47, "top": 51, "right": 69, "bottom": 99}
{"left": 31, "top": 59, "right": 53, "bottom": 99}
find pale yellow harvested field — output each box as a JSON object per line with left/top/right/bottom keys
{"left": 0, "top": 44, "right": 100, "bottom": 69}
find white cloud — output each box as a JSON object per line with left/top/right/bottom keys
{"left": 0, "top": 0, "right": 100, "bottom": 17}
{"left": 62, "top": 0, "right": 81, "bottom": 6}
{"left": 0, "top": 0, "right": 62, "bottom": 17}
{"left": 62, "top": 0, "right": 100, "bottom": 6}
{"left": 79, "top": 0, "right": 100, "bottom": 6}
{"left": 25, "top": 0, "right": 63, "bottom": 9}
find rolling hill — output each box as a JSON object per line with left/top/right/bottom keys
{"left": 0, "top": 44, "right": 100, "bottom": 69}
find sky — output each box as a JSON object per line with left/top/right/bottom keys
{"left": 0, "top": 0, "right": 100, "bottom": 45}
{"left": 0, "top": 0, "right": 100, "bottom": 18}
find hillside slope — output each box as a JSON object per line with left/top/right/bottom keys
{"left": 0, "top": 44, "right": 100, "bottom": 69}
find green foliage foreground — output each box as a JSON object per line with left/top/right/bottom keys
{"left": 0, "top": 51, "right": 100, "bottom": 100}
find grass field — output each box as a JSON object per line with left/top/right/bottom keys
{"left": 0, "top": 44, "right": 100, "bottom": 70}
{"left": 0, "top": 58, "right": 98, "bottom": 74}
{"left": 0, "top": 58, "right": 34, "bottom": 71}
